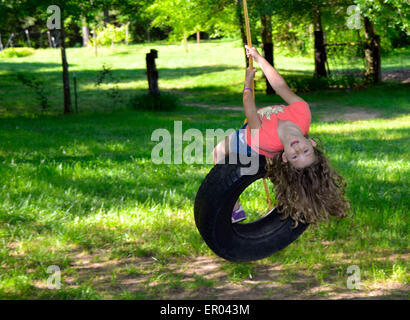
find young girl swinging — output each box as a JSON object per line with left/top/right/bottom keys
{"left": 213, "top": 45, "right": 350, "bottom": 224}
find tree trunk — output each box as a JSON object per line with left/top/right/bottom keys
{"left": 5, "top": 33, "right": 14, "bottom": 49}
{"left": 25, "top": 30, "right": 31, "bottom": 47}
{"left": 125, "top": 23, "right": 129, "bottom": 45}
{"left": 183, "top": 30, "right": 188, "bottom": 52}
{"left": 363, "top": 17, "right": 381, "bottom": 84}
{"left": 93, "top": 29, "right": 98, "bottom": 56}
{"left": 59, "top": 19, "right": 72, "bottom": 114}
{"left": 261, "top": 14, "right": 275, "bottom": 95}
{"left": 47, "top": 30, "right": 52, "bottom": 47}
{"left": 146, "top": 26, "right": 151, "bottom": 42}
{"left": 103, "top": 8, "right": 109, "bottom": 26}
{"left": 196, "top": 31, "right": 200, "bottom": 44}
{"left": 235, "top": 0, "right": 249, "bottom": 67}
{"left": 81, "top": 17, "right": 89, "bottom": 47}
{"left": 313, "top": 7, "right": 327, "bottom": 77}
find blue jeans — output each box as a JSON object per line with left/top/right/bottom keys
{"left": 229, "top": 123, "right": 259, "bottom": 157}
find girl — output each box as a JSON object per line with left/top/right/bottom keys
{"left": 213, "top": 45, "right": 350, "bottom": 224}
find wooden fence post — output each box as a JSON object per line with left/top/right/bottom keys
{"left": 146, "top": 49, "right": 159, "bottom": 96}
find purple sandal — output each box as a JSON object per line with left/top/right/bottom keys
{"left": 232, "top": 205, "right": 246, "bottom": 223}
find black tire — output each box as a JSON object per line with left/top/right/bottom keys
{"left": 194, "top": 156, "right": 308, "bottom": 262}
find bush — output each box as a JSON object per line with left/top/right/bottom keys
{"left": 129, "top": 93, "right": 180, "bottom": 111}
{"left": 91, "top": 24, "right": 128, "bottom": 46}
{"left": 16, "top": 73, "right": 49, "bottom": 110}
{"left": 284, "top": 74, "right": 365, "bottom": 93}
{"left": 94, "top": 64, "right": 120, "bottom": 102}
{"left": 0, "top": 47, "right": 35, "bottom": 58}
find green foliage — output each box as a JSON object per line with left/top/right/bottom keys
{"left": 0, "top": 47, "right": 35, "bottom": 58}
{"left": 284, "top": 74, "right": 365, "bottom": 93}
{"left": 148, "top": 0, "right": 201, "bottom": 40}
{"left": 94, "top": 64, "right": 121, "bottom": 102}
{"left": 286, "top": 75, "right": 328, "bottom": 93}
{"left": 129, "top": 92, "right": 180, "bottom": 111}
{"left": 2, "top": 0, "right": 408, "bottom": 54}
{"left": 148, "top": 0, "right": 237, "bottom": 40}
{"left": 91, "top": 23, "right": 128, "bottom": 46}
{"left": 16, "top": 73, "right": 49, "bottom": 110}
{"left": 354, "top": 0, "right": 409, "bottom": 34}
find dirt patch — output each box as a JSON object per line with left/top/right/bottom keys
{"left": 41, "top": 250, "right": 409, "bottom": 300}
{"left": 189, "top": 103, "right": 383, "bottom": 122}
{"left": 317, "top": 106, "right": 382, "bottom": 122}
{"left": 188, "top": 103, "right": 242, "bottom": 111}
{"left": 382, "top": 69, "right": 410, "bottom": 83}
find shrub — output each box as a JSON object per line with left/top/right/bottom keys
{"left": 16, "top": 73, "right": 49, "bottom": 110}
{"left": 0, "top": 47, "right": 35, "bottom": 58}
{"left": 90, "top": 24, "right": 128, "bottom": 46}
{"left": 129, "top": 93, "right": 180, "bottom": 111}
{"left": 286, "top": 75, "right": 329, "bottom": 93}
{"left": 285, "top": 74, "right": 365, "bottom": 93}
{"left": 94, "top": 64, "right": 120, "bottom": 102}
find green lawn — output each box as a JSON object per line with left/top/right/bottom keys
{"left": 0, "top": 40, "right": 409, "bottom": 299}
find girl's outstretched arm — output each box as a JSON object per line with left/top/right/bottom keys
{"left": 243, "top": 67, "right": 261, "bottom": 130}
{"left": 245, "top": 45, "right": 304, "bottom": 105}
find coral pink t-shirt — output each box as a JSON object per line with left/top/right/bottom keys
{"left": 245, "top": 100, "right": 311, "bottom": 157}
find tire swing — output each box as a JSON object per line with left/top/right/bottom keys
{"left": 194, "top": 156, "right": 308, "bottom": 262}
{"left": 194, "top": 0, "right": 308, "bottom": 262}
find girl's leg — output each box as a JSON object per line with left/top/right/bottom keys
{"left": 213, "top": 133, "right": 240, "bottom": 211}
{"left": 213, "top": 133, "right": 231, "bottom": 164}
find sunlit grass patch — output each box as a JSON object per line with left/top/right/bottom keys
{"left": 312, "top": 114, "right": 410, "bottom": 134}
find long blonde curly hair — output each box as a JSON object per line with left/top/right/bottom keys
{"left": 265, "top": 141, "right": 350, "bottom": 226}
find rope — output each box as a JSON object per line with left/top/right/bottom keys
{"left": 242, "top": 0, "right": 273, "bottom": 211}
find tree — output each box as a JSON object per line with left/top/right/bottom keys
{"left": 54, "top": 10, "right": 73, "bottom": 114}
{"left": 261, "top": 14, "right": 274, "bottom": 93}
{"left": 12, "top": 0, "right": 101, "bottom": 113}
{"left": 0, "top": 1, "right": 27, "bottom": 48}
{"left": 253, "top": 0, "right": 276, "bottom": 94}
{"left": 353, "top": 0, "right": 409, "bottom": 83}
{"left": 235, "top": 0, "right": 249, "bottom": 66}
{"left": 312, "top": 4, "right": 327, "bottom": 77}
{"left": 363, "top": 16, "right": 381, "bottom": 83}
{"left": 284, "top": 0, "right": 328, "bottom": 77}
{"left": 148, "top": 0, "right": 202, "bottom": 43}
{"left": 148, "top": 0, "right": 237, "bottom": 43}
{"left": 81, "top": 17, "right": 90, "bottom": 47}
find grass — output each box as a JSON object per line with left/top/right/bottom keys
{"left": 0, "top": 40, "right": 409, "bottom": 299}
{"left": 1, "top": 40, "right": 409, "bottom": 115}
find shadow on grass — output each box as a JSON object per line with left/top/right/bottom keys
{"left": 0, "top": 59, "right": 408, "bottom": 119}
{"left": 0, "top": 62, "right": 241, "bottom": 82}
{"left": 7, "top": 248, "right": 408, "bottom": 299}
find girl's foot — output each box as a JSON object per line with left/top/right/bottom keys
{"left": 232, "top": 205, "right": 246, "bottom": 223}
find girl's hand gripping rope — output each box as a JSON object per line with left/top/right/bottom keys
{"left": 245, "top": 45, "right": 262, "bottom": 63}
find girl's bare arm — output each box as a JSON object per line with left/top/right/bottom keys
{"left": 243, "top": 68, "right": 261, "bottom": 130}
{"left": 245, "top": 45, "right": 304, "bottom": 105}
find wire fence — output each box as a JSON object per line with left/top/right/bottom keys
{"left": 0, "top": 29, "right": 60, "bottom": 51}
{"left": 325, "top": 42, "right": 366, "bottom": 78}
